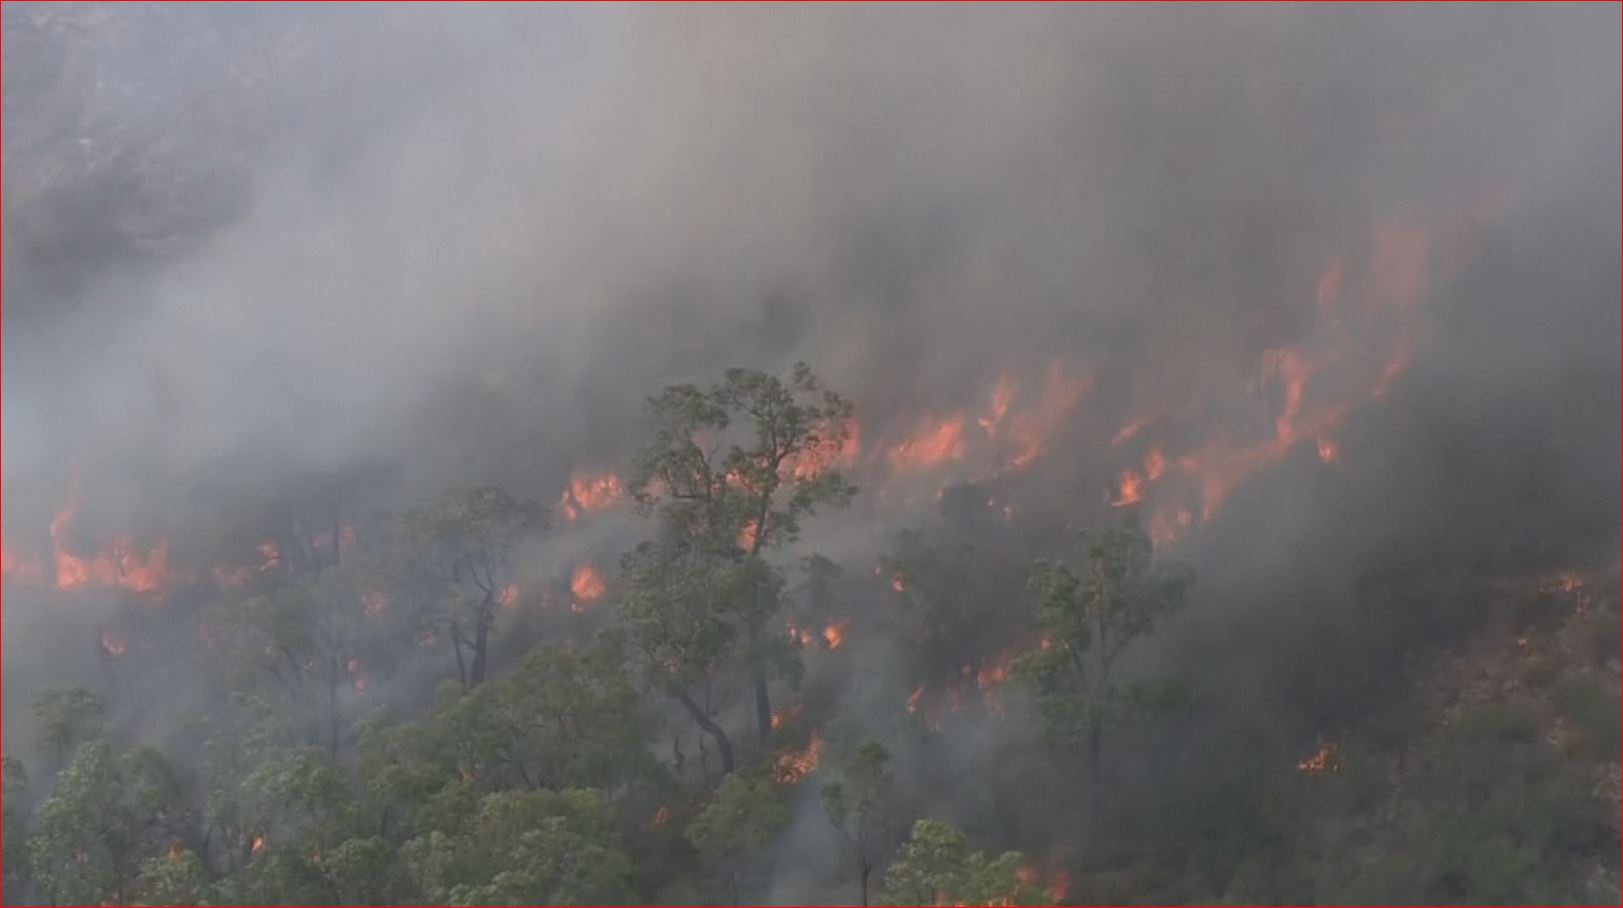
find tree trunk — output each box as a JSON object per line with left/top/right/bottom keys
{"left": 469, "top": 602, "right": 491, "bottom": 686}
{"left": 748, "top": 509, "right": 774, "bottom": 745}
{"left": 752, "top": 662, "right": 772, "bottom": 745}
{"left": 1088, "top": 717, "right": 1104, "bottom": 814}
{"left": 860, "top": 862, "right": 871, "bottom": 906}
{"left": 671, "top": 686, "right": 735, "bottom": 775}
{"left": 451, "top": 629, "right": 469, "bottom": 689}
{"left": 327, "top": 660, "right": 340, "bottom": 762}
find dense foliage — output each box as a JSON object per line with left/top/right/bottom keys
{"left": 2, "top": 364, "right": 1617, "bottom": 906}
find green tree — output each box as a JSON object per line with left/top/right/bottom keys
{"left": 233, "top": 748, "right": 359, "bottom": 864}
{"left": 320, "top": 835, "right": 409, "bottom": 905}
{"left": 356, "top": 632, "right": 652, "bottom": 828}
{"left": 32, "top": 686, "right": 106, "bottom": 763}
{"left": 627, "top": 363, "right": 857, "bottom": 749}
{"left": 880, "top": 530, "right": 1020, "bottom": 692}
{"left": 686, "top": 768, "right": 790, "bottom": 905}
{"left": 399, "top": 485, "right": 548, "bottom": 687}
{"left": 208, "top": 568, "right": 392, "bottom": 761}
{"left": 403, "top": 788, "right": 633, "bottom": 905}
{"left": 880, "top": 819, "right": 1048, "bottom": 906}
{"left": 617, "top": 543, "right": 767, "bottom": 777}
{"left": 28, "top": 740, "right": 180, "bottom": 906}
{"left": 133, "top": 847, "right": 211, "bottom": 906}
{"left": 1016, "top": 513, "right": 1194, "bottom": 812}
{"left": 4, "top": 755, "right": 31, "bottom": 900}
{"left": 822, "top": 740, "right": 897, "bottom": 906}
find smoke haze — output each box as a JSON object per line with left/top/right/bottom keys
{"left": 2, "top": 4, "right": 1618, "bottom": 902}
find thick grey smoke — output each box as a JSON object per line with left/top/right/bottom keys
{"left": 3, "top": 4, "right": 1618, "bottom": 900}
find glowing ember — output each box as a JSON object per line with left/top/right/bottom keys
{"left": 892, "top": 574, "right": 907, "bottom": 593}
{"left": 737, "top": 519, "right": 759, "bottom": 551}
{"left": 100, "top": 630, "right": 127, "bottom": 659}
{"left": 906, "top": 685, "right": 926, "bottom": 715}
{"left": 1297, "top": 741, "right": 1340, "bottom": 775}
{"left": 771, "top": 702, "right": 803, "bottom": 730}
{"left": 361, "top": 589, "right": 389, "bottom": 618}
{"left": 974, "top": 653, "right": 1013, "bottom": 691}
{"left": 650, "top": 805, "right": 671, "bottom": 829}
{"left": 498, "top": 584, "right": 519, "bottom": 609}
{"left": 822, "top": 619, "right": 850, "bottom": 651}
{"left": 786, "top": 619, "right": 816, "bottom": 649}
{"left": 251, "top": 836, "right": 266, "bottom": 855}
{"left": 1316, "top": 436, "right": 1339, "bottom": 464}
{"left": 570, "top": 564, "right": 605, "bottom": 607}
{"left": 774, "top": 732, "right": 823, "bottom": 784}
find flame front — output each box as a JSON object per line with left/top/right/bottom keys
{"left": 888, "top": 416, "right": 967, "bottom": 470}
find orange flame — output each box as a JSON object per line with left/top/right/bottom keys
{"left": 771, "top": 702, "right": 803, "bottom": 730}
{"left": 737, "top": 519, "right": 759, "bottom": 552}
{"left": 788, "top": 419, "right": 862, "bottom": 480}
{"left": 570, "top": 564, "right": 605, "bottom": 609}
{"left": 498, "top": 584, "right": 519, "bottom": 609}
{"left": 46, "top": 490, "right": 171, "bottom": 595}
{"left": 1048, "top": 870, "right": 1070, "bottom": 902}
{"left": 1111, "top": 412, "right": 1160, "bottom": 447}
{"left": 558, "top": 472, "right": 623, "bottom": 522}
{"left": 650, "top": 805, "right": 671, "bottom": 829}
{"left": 251, "top": 836, "right": 266, "bottom": 855}
{"left": 785, "top": 619, "right": 817, "bottom": 649}
{"left": 258, "top": 542, "right": 283, "bottom": 571}
{"left": 1297, "top": 741, "right": 1340, "bottom": 775}
{"left": 1111, "top": 469, "right": 1144, "bottom": 508}
{"left": 1143, "top": 445, "right": 1167, "bottom": 481}
{"left": 1316, "top": 436, "right": 1339, "bottom": 464}
{"left": 1004, "top": 361, "right": 1093, "bottom": 471}
{"left": 978, "top": 374, "right": 1018, "bottom": 439}
{"left": 822, "top": 619, "right": 850, "bottom": 651}
{"left": 774, "top": 732, "right": 823, "bottom": 784}
{"left": 888, "top": 416, "right": 967, "bottom": 470}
